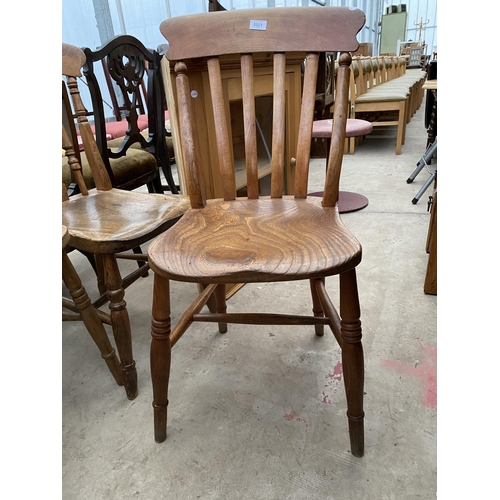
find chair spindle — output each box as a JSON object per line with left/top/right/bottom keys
{"left": 66, "top": 76, "right": 113, "bottom": 191}
{"left": 207, "top": 56, "right": 236, "bottom": 201}
{"left": 241, "top": 53, "right": 259, "bottom": 199}
{"left": 294, "top": 52, "right": 319, "bottom": 198}
{"left": 270, "top": 52, "right": 286, "bottom": 198}
{"left": 323, "top": 52, "right": 351, "bottom": 208}
{"left": 174, "top": 61, "right": 206, "bottom": 209}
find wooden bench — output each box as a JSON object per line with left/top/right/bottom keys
{"left": 348, "top": 55, "right": 426, "bottom": 154}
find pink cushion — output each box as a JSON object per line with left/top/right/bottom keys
{"left": 76, "top": 111, "right": 170, "bottom": 144}
{"left": 312, "top": 118, "right": 373, "bottom": 139}
{"left": 104, "top": 120, "right": 148, "bottom": 139}
{"left": 137, "top": 110, "right": 169, "bottom": 127}
{"left": 77, "top": 133, "right": 112, "bottom": 151}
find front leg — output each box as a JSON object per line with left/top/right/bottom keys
{"left": 150, "top": 273, "right": 172, "bottom": 443}
{"left": 340, "top": 268, "right": 365, "bottom": 457}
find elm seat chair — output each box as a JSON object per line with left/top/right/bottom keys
{"left": 62, "top": 43, "right": 190, "bottom": 399}
{"left": 62, "top": 225, "right": 124, "bottom": 389}
{"left": 149, "top": 6, "right": 367, "bottom": 457}
{"left": 309, "top": 117, "right": 373, "bottom": 213}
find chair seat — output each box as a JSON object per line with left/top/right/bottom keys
{"left": 312, "top": 118, "right": 373, "bottom": 139}
{"left": 62, "top": 147, "right": 159, "bottom": 191}
{"left": 148, "top": 196, "right": 362, "bottom": 284}
{"left": 63, "top": 189, "right": 190, "bottom": 254}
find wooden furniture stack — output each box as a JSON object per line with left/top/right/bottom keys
{"left": 348, "top": 55, "right": 426, "bottom": 154}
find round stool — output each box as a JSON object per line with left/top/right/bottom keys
{"left": 309, "top": 118, "right": 373, "bottom": 214}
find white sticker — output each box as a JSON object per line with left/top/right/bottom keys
{"left": 249, "top": 20, "right": 267, "bottom": 31}
{"left": 190, "top": 90, "right": 198, "bottom": 98}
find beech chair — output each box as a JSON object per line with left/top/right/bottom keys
{"left": 62, "top": 225, "right": 124, "bottom": 389}
{"left": 62, "top": 43, "right": 190, "bottom": 399}
{"left": 149, "top": 7, "right": 367, "bottom": 457}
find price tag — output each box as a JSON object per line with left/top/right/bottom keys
{"left": 249, "top": 20, "right": 267, "bottom": 31}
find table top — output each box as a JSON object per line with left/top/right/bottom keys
{"left": 422, "top": 79, "right": 437, "bottom": 90}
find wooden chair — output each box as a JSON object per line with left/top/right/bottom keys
{"left": 309, "top": 118, "right": 373, "bottom": 213}
{"left": 62, "top": 225, "right": 123, "bottom": 389}
{"left": 82, "top": 35, "right": 179, "bottom": 194}
{"left": 149, "top": 6, "right": 367, "bottom": 457}
{"left": 62, "top": 35, "right": 178, "bottom": 195}
{"left": 62, "top": 43, "right": 190, "bottom": 399}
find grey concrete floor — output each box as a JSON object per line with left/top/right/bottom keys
{"left": 62, "top": 106, "right": 437, "bottom": 499}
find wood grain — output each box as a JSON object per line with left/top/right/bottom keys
{"left": 148, "top": 196, "right": 361, "bottom": 283}
{"left": 160, "top": 7, "right": 364, "bottom": 60}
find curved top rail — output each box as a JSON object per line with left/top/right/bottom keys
{"left": 160, "top": 7, "right": 365, "bottom": 61}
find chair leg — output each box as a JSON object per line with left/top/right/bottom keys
{"left": 339, "top": 268, "right": 365, "bottom": 457}
{"left": 95, "top": 254, "right": 106, "bottom": 296}
{"left": 395, "top": 101, "right": 406, "bottom": 154}
{"left": 132, "top": 246, "right": 149, "bottom": 275}
{"left": 150, "top": 273, "right": 172, "bottom": 443}
{"left": 214, "top": 283, "right": 228, "bottom": 333}
{"left": 150, "top": 173, "right": 165, "bottom": 194}
{"left": 102, "top": 253, "right": 138, "bottom": 400}
{"left": 309, "top": 278, "right": 325, "bottom": 336}
{"left": 62, "top": 250, "right": 123, "bottom": 386}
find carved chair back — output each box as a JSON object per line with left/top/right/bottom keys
{"left": 82, "top": 35, "right": 178, "bottom": 193}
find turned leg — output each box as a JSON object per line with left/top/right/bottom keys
{"left": 102, "top": 253, "right": 138, "bottom": 400}
{"left": 215, "top": 283, "right": 227, "bottom": 334}
{"left": 309, "top": 278, "right": 325, "bottom": 336}
{"left": 150, "top": 273, "right": 172, "bottom": 443}
{"left": 62, "top": 250, "right": 123, "bottom": 386}
{"left": 339, "top": 268, "right": 365, "bottom": 457}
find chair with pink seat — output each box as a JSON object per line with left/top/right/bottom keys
{"left": 309, "top": 118, "right": 373, "bottom": 213}
{"left": 81, "top": 35, "right": 179, "bottom": 194}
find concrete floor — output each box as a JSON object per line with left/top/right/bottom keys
{"left": 62, "top": 106, "right": 437, "bottom": 499}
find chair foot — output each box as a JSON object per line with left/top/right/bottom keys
{"left": 347, "top": 411, "right": 365, "bottom": 457}
{"left": 153, "top": 402, "right": 168, "bottom": 442}
{"left": 121, "top": 361, "right": 138, "bottom": 400}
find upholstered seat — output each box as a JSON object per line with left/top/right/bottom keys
{"left": 312, "top": 118, "right": 373, "bottom": 139}
{"left": 62, "top": 130, "right": 175, "bottom": 191}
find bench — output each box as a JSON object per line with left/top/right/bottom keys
{"left": 348, "top": 55, "right": 426, "bottom": 154}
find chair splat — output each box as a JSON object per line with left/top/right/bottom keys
{"left": 207, "top": 56, "right": 236, "bottom": 201}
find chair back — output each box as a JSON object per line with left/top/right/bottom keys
{"left": 160, "top": 7, "right": 365, "bottom": 209}
{"left": 82, "top": 35, "right": 177, "bottom": 193}
{"left": 62, "top": 43, "right": 113, "bottom": 198}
